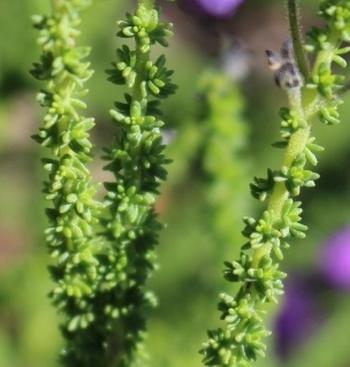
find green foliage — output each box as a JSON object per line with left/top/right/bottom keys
{"left": 87, "top": 2, "right": 175, "bottom": 366}
{"left": 27, "top": 1, "right": 350, "bottom": 366}
{"left": 200, "top": 1, "right": 350, "bottom": 366}
{"left": 31, "top": 0, "right": 104, "bottom": 365}
{"left": 32, "top": 1, "right": 176, "bottom": 366}
{"left": 197, "top": 70, "right": 250, "bottom": 250}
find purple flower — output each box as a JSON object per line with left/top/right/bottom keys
{"left": 274, "top": 228, "right": 350, "bottom": 360}
{"left": 274, "top": 275, "right": 323, "bottom": 360}
{"left": 183, "top": 0, "right": 244, "bottom": 17}
{"left": 319, "top": 226, "right": 350, "bottom": 290}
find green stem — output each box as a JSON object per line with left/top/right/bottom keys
{"left": 133, "top": 45, "right": 149, "bottom": 107}
{"left": 238, "top": 18, "right": 340, "bottom": 359}
{"left": 251, "top": 89, "right": 310, "bottom": 267}
{"left": 287, "top": 0, "right": 310, "bottom": 79}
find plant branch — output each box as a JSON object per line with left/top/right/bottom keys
{"left": 201, "top": 1, "right": 350, "bottom": 366}
{"left": 98, "top": 2, "right": 176, "bottom": 365}
{"left": 251, "top": 90, "right": 309, "bottom": 268}
{"left": 287, "top": 0, "right": 310, "bottom": 79}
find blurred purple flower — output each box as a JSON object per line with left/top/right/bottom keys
{"left": 184, "top": 0, "right": 244, "bottom": 17}
{"left": 274, "top": 276, "right": 323, "bottom": 360}
{"left": 319, "top": 226, "right": 350, "bottom": 290}
{"left": 274, "top": 227, "right": 350, "bottom": 360}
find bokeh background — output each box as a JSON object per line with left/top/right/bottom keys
{"left": 1, "top": 0, "right": 350, "bottom": 366}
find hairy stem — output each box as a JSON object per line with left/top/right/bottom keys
{"left": 252, "top": 90, "right": 310, "bottom": 267}
{"left": 287, "top": 0, "right": 309, "bottom": 79}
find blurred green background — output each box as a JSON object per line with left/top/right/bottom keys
{"left": 0, "top": 1, "right": 350, "bottom": 367}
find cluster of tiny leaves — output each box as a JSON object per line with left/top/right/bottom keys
{"left": 200, "top": 1, "right": 350, "bottom": 366}
{"left": 31, "top": 0, "right": 106, "bottom": 365}
{"left": 85, "top": 2, "right": 175, "bottom": 366}
{"left": 197, "top": 70, "right": 250, "bottom": 249}
{"left": 32, "top": 1, "right": 176, "bottom": 366}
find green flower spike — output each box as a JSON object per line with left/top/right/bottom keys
{"left": 31, "top": 0, "right": 104, "bottom": 365}
{"left": 86, "top": 1, "right": 177, "bottom": 366}
{"left": 200, "top": 1, "right": 350, "bottom": 366}
{"left": 197, "top": 69, "right": 250, "bottom": 252}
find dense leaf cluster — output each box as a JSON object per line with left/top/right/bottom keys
{"left": 31, "top": 0, "right": 106, "bottom": 365}
{"left": 93, "top": 2, "right": 176, "bottom": 366}
{"left": 32, "top": 1, "right": 175, "bottom": 366}
{"left": 197, "top": 70, "right": 250, "bottom": 251}
{"left": 200, "top": 1, "right": 350, "bottom": 366}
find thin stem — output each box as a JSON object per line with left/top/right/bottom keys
{"left": 287, "top": 0, "right": 310, "bottom": 79}
{"left": 133, "top": 45, "right": 149, "bottom": 106}
{"left": 251, "top": 89, "right": 310, "bottom": 267}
